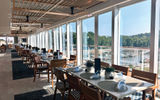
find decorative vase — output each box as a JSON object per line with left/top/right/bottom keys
{"left": 105, "top": 71, "right": 111, "bottom": 79}
{"left": 86, "top": 67, "right": 91, "bottom": 72}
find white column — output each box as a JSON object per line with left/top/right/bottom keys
{"left": 112, "top": 8, "right": 120, "bottom": 65}
{"left": 59, "top": 26, "right": 63, "bottom": 52}
{"left": 77, "top": 20, "right": 83, "bottom": 65}
{"left": 53, "top": 29, "right": 57, "bottom": 51}
{"left": 67, "top": 23, "right": 70, "bottom": 59}
{"left": 46, "top": 31, "right": 49, "bottom": 50}
{"left": 150, "top": 0, "right": 160, "bottom": 73}
{"left": 95, "top": 15, "right": 98, "bottom": 58}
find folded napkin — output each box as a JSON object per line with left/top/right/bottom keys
{"left": 115, "top": 80, "right": 127, "bottom": 92}
{"left": 73, "top": 67, "right": 80, "bottom": 72}
{"left": 90, "top": 73, "right": 100, "bottom": 79}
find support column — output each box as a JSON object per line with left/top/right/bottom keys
{"left": 59, "top": 26, "right": 63, "bottom": 52}
{"left": 77, "top": 20, "right": 83, "bottom": 65}
{"left": 150, "top": 0, "right": 160, "bottom": 73}
{"left": 112, "top": 8, "right": 120, "bottom": 65}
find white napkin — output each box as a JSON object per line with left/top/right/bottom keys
{"left": 90, "top": 73, "right": 100, "bottom": 79}
{"left": 73, "top": 67, "right": 80, "bottom": 72}
{"left": 115, "top": 80, "right": 127, "bottom": 91}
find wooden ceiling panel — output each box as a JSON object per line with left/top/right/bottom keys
{"left": 11, "top": 0, "right": 106, "bottom": 34}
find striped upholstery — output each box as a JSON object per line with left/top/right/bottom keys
{"left": 70, "top": 90, "right": 80, "bottom": 100}
{"left": 56, "top": 81, "right": 69, "bottom": 90}
{"left": 127, "top": 92, "right": 151, "bottom": 100}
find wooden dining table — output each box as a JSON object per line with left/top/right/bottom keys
{"left": 58, "top": 66, "right": 154, "bottom": 100}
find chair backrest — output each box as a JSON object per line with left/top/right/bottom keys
{"left": 50, "top": 59, "right": 67, "bottom": 69}
{"left": 66, "top": 73, "right": 80, "bottom": 91}
{"left": 101, "top": 62, "right": 110, "bottom": 68}
{"left": 80, "top": 82, "right": 102, "bottom": 100}
{"left": 70, "top": 55, "right": 76, "bottom": 60}
{"left": 34, "top": 55, "right": 41, "bottom": 63}
{"left": 131, "top": 69, "right": 157, "bottom": 85}
{"left": 112, "top": 64, "right": 130, "bottom": 76}
{"left": 54, "top": 68, "right": 66, "bottom": 82}
{"left": 48, "top": 49, "right": 53, "bottom": 53}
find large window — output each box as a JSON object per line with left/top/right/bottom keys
{"left": 62, "top": 24, "right": 67, "bottom": 56}
{"left": 0, "top": 37, "right": 14, "bottom": 45}
{"left": 69, "top": 22, "right": 77, "bottom": 55}
{"left": 98, "top": 11, "right": 112, "bottom": 64}
{"left": 82, "top": 17, "right": 95, "bottom": 62}
{"left": 119, "top": 0, "right": 151, "bottom": 71}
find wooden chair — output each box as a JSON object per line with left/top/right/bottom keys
{"left": 48, "top": 49, "right": 53, "bottom": 53}
{"left": 68, "top": 55, "right": 77, "bottom": 66}
{"left": 53, "top": 68, "right": 69, "bottom": 100}
{"left": 50, "top": 59, "right": 67, "bottom": 87}
{"left": 112, "top": 64, "right": 130, "bottom": 76}
{"left": 33, "top": 55, "right": 49, "bottom": 82}
{"left": 131, "top": 69, "right": 158, "bottom": 100}
{"left": 101, "top": 62, "right": 110, "bottom": 68}
{"left": 80, "top": 81, "right": 102, "bottom": 100}
{"left": 66, "top": 73, "right": 81, "bottom": 100}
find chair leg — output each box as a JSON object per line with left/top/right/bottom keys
{"left": 33, "top": 70, "right": 36, "bottom": 82}
{"left": 48, "top": 70, "right": 50, "bottom": 83}
{"left": 152, "top": 89, "right": 155, "bottom": 100}
{"left": 53, "top": 87, "right": 57, "bottom": 100}
{"left": 142, "top": 91, "right": 146, "bottom": 100}
{"left": 39, "top": 71, "right": 40, "bottom": 78}
{"left": 51, "top": 70, "right": 54, "bottom": 88}
{"left": 62, "top": 92, "right": 64, "bottom": 100}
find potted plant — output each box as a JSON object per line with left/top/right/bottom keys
{"left": 85, "top": 60, "right": 93, "bottom": 72}
{"left": 105, "top": 67, "right": 115, "bottom": 79}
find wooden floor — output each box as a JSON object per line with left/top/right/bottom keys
{"left": 0, "top": 49, "right": 64, "bottom": 100}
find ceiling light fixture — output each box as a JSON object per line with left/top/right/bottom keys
{"left": 26, "top": 16, "right": 29, "bottom": 22}
{"left": 71, "top": 6, "right": 74, "bottom": 14}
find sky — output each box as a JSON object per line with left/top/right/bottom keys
{"left": 82, "top": 0, "right": 151, "bottom": 36}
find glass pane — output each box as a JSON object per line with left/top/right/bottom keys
{"left": 98, "top": 11, "right": 112, "bottom": 64}
{"left": 120, "top": 0, "right": 151, "bottom": 71}
{"left": 62, "top": 24, "right": 67, "bottom": 56}
{"left": 82, "top": 17, "right": 95, "bottom": 63}
{"left": 69, "top": 22, "right": 77, "bottom": 55}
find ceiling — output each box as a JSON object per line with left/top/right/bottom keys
{"left": 11, "top": 0, "right": 108, "bottom": 35}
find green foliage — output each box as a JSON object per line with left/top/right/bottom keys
{"left": 86, "top": 60, "right": 94, "bottom": 67}
{"left": 105, "top": 67, "right": 115, "bottom": 73}
{"left": 85, "top": 32, "right": 151, "bottom": 48}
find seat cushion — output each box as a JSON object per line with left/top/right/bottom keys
{"left": 70, "top": 90, "right": 80, "bottom": 100}
{"left": 127, "top": 91, "right": 151, "bottom": 100}
{"left": 37, "top": 66, "right": 48, "bottom": 70}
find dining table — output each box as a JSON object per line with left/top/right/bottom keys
{"left": 57, "top": 66, "right": 154, "bottom": 100}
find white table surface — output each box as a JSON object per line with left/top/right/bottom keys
{"left": 63, "top": 66, "right": 154, "bottom": 99}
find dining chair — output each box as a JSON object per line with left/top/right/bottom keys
{"left": 68, "top": 55, "right": 77, "bottom": 66}
{"left": 66, "top": 73, "right": 81, "bottom": 100}
{"left": 53, "top": 68, "right": 69, "bottom": 100}
{"left": 101, "top": 62, "right": 110, "bottom": 68}
{"left": 80, "top": 81, "right": 102, "bottom": 100}
{"left": 48, "top": 49, "right": 53, "bottom": 53}
{"left": 50, "top": 59, "right": 67, "bottom": 87}
{"left": 112, "top": 64, "right": 130, "bottom": 76}
{"left": 131, "top": 69, "right": 158, "bottom": 100}
{"left": 33, "top": 55, "right": 49, "bottom": 82}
